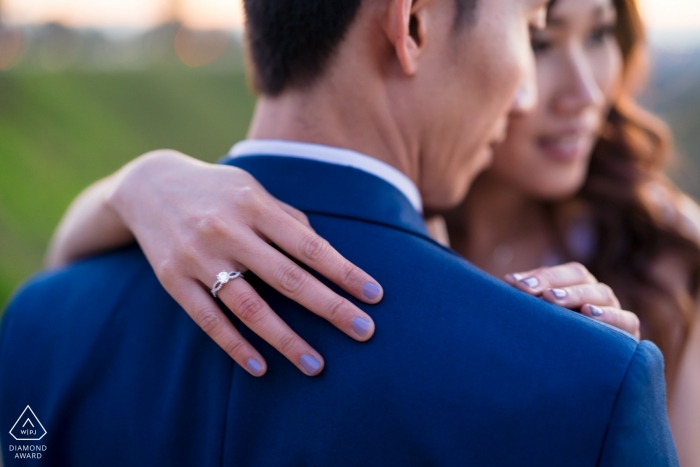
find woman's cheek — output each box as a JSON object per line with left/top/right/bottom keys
{"left": 596, "top": 42, "right": 624, "bottom": 102}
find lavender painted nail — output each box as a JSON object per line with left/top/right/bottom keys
{"left": 551, "top": 288, "right": 567, "bottom": 300}
{"left": 590, "top": 306, "right": 604, "bottom": 317}
{"left": 352, "top": 317, "right": 372, "bottom": 337}
{"left": 363, "top": 282, "right": 382, "bottom": 300}
{"left": 521, "top": 277, "right": 540, "bottom": 289}
{"left": 511, "top": 273, "right": 524, "bottom": 282}
{"left": 300, "top": 355, "right": 321, "bottom": 375}
{"left": 246, "top": 358, "right": 263, "bottom": 375}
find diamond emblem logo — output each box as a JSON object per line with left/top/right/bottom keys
{"left": 9, "top": 406, "right": 47, "bottom": 441}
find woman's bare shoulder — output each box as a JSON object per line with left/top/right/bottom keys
{"left": 639, "top": 181, "right": 700, "bottom": 296}
{"left": 676, "top": 192, "right": 700, "bottom": 245}
{"left": 642, "top": 180, "right": 700, "bottom": 245}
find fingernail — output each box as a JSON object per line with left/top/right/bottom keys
{"left": 352, "top": 317, "right": 372, "bottom": 337}
{"left": 300, "top": 355, "right": 321, "bottom": 375}
{"left": 590, "top": 305, "right": 604, "bottom": 317}
{"left": 246, "top": 358, "right": 263, "bottom": 375}
{"left": 551, "top": 288, "right": 567, "bottom": 300}
{"left": 505, "top": 273, "right": 523, "bottom": 283}
{"left": 363, "top": 282, "right": 382, "bottom": 300}
{"left": 521, "top": 277, "right": 539, "bottom": 289}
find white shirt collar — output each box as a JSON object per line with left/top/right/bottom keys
{"left": 229, "top": 139, "right": 423, "bottom": 213}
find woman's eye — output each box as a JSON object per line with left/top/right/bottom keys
{"left": 529, "top": 27, "right": 552, "bottom": 54}
{"left": 588, "top": 25, "right": 616, "bottom": 46}
{"left": 531, "top": 37, "right": 552, "bottom": 54}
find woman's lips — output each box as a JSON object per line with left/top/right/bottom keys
{"left": 537, "top": 132, "right": 592, "bottom": 162}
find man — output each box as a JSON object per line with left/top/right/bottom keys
{"left": 0, "top": 0, "right": 678, "bottom": 465}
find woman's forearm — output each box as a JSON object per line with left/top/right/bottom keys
{"left": 46, "top": 173, "right": 135, "bottom": 268}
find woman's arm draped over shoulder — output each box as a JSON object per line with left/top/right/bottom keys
{"left": 46, "top": 150, "right": 384, "bottom": 378}
{"left": 47, "top": 172, "right": 135, "bottom": 268}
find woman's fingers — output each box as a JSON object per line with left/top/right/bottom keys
{"left": 233, "top": 233, "right": 376, "bottom": 342}
{"left": 171, "top": 281, "right": 269, "bottom": 377}
{"left": 106, "top": 155, "right": 381, "bottom": 375}
{"left": 505, "top": 262, "right": 634, "bottom": 337}
{"left": 276, "top": 200, "right": 314, "bottom": 231}
{"left": 258, "top": 203, "right": 384, "bottom": 305}
{"left": 541, "top": 282, "right": 621, "bottom": 309}
{"left": 215, "top": 273, "right": 325, "bottom": 376}
{"left": 506, "top": 262, "right": 597, "bottom": 295}
{"left": 503, "top": 267, "right": 540, "bottom": 285}
{"left": 581, "top": 304, "right": 641, "bottom": 339}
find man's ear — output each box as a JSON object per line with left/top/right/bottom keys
{"left": 385, "top": 0, "right": 428, "bottom": 75}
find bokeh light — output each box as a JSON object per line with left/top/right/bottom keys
{"left": 2, "top": 0, "right": 244, "bottom": 30}
{"left": 174, "top": 26, "right": 229, "bottom": 67}
{"left": 0, "top": 28, "right": 23, "bottom": 70}
{"left": 2, "top": 0, "right": 700, "bottom": 37}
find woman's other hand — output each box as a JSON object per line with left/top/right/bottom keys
{"left": 504, "top": 262, "right": 641, "bottom": 339}
{"left": 93, "top": 150, "right": 383, "bottom": 377}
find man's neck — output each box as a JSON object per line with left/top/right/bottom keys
{"left": 247, "top": 91, "right": 419, "bottom": 186}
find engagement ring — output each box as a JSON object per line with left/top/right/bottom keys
{"left": 211, "top": 270, "right": 243, "bottom": 298}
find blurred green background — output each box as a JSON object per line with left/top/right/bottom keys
{"left": 0, "top": 24, "right": 256, "bottom": 308}
{"left": 2, "top": 23, "right": 700, "bottom": 311}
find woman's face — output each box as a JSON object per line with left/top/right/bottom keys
{"left": 486, "top": 0, "right": 623, "bottom": 199}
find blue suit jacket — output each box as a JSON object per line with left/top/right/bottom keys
{"left": 0, "top": 155, "right": 678, "bottom": 466}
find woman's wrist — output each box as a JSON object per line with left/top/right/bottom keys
{"left": 107, "top": 150, "right": 193, "bottom": 228}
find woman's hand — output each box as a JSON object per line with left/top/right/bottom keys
{"left": 504, "top": 262, "right": 641, "bottom": 339}
{"left": 53, "top": 150, "right": 384, "bottom": 377}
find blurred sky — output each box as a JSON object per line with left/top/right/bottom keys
{"left": 3, "top": 0, "right": 243, "bottom": 29}
{"left": 3, "top": 0, "right": 700, "bottom": 39}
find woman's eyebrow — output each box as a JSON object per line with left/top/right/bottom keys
{"left": 546, "top": 3, "right": 616, "bottom": 29}
{"left": 592, "top": 3, "right": 617, "bottom": 20}
{"left": 593, "top": 4, "right": 617, "bottom": 20}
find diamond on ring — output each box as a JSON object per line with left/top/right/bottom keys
{"left": 211, "top": 270, "right": 243, "bottom": 298}
{"left": 217, "top": 271, "right": 231, "bottom": 283}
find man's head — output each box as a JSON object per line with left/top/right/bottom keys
{"left": 244, "top": 0, "right": 549, "bottom": 210}
{"left": 244, "top": 0, "right": 479, "bottom": 96}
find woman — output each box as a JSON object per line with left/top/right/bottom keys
{"left": 47, "top": 0, "right": 700, "bottom": 463}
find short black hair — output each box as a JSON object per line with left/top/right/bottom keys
{"left": 244, "top": 0, "right": 478, "bottom": 96}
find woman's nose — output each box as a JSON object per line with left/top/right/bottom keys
{"left": 554, "top": 49, "right": 605, "bottom": 114}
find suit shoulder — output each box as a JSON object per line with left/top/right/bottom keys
{"left": 597, "top": 340, "right": 678, "bottom": 466}
{"left": 1, "top": 246, "right": 155, "bottom": 340}
{"left": 607, "top": 340, "right": 666, "bottom": 403}
{"left": 390, "top": 231, "right": 642, "bottom": 377}
{"left": 423, "top": 236, "right": 637, "bottom": 339}
{"left": 8, "top": 245, "right": 148, "bottom": 302}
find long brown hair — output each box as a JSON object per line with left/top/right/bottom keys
{"left": 553, "top": 0, "right": 700, "bottom": 387}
